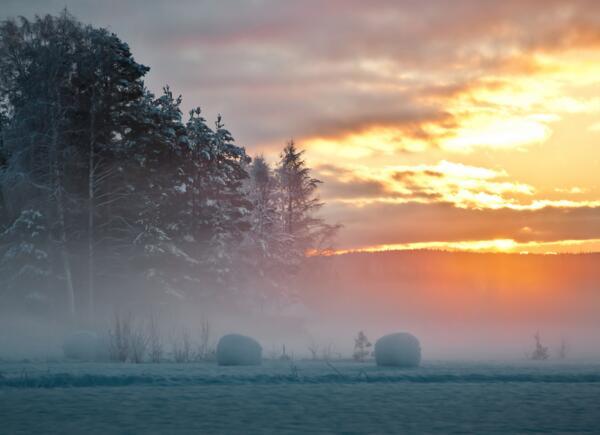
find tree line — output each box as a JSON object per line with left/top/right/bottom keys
{"left": 0, "top": 11, "right": 338, "bottom": 322}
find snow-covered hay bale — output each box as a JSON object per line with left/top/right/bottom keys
{"left": 374, "top": 333, "right": 421, "bottom": 367}
{"left": 63, "top": 331, "right": 100, "bottom": 361}
{"left": 216, "top": 334, "right": 262, "bottom": 366}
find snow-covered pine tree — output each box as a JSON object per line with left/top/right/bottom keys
{"left": 127, "top": 87, "right": 191, "bottom": 301}
{"left": 246, "top": 156, "right": 280, "bottom": 257}
{"left": 0, "top": 109, "right": 8, "bottom": 231}
{"left": 0, "top": 11, "right": 153, "bottom": 320}
{"left": 0, "top": 11, "right": 340, "bottom": 320}
{"left": 238, "top": 156, "right": 288, "bottom": 304}
{"left": 206, "top": 114, "right": 252, "bottom": 293}
{"left": 276, "top": 140, "right": 340, "bottom": 268}
{"left": 0, "top": 210, "right": 52, "bottom": 307}
{"left": 181, "top": 106, "right": 214, "bottom": 260}
{"left": 0, "top": 12, "right": 84, "bottom": 317}
{"left": 68, "top": 24, "right": 149, "bottom": 319}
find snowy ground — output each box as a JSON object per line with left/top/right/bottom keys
{"left": 1, "top": 360, "right": 600, "bottom": 433}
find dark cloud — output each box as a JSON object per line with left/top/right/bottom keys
{"left": 4, "top": 0, "right": 600, "bottom": 148}
{"left": 3, "top": 1, "right": 600, "bottom": 250}
{"left": 314, "top": 164, "right": 389, "bottom": 199}
{"left": 318, "top": 179, "right": 389, "bottom": 200}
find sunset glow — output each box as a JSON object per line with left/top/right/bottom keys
{"left": 2, "top": 4, "right": 600, "bottom": 432}
{"left": 4, "top": 0, "right": 598, "bottom": 254}
{"left": 332, "top": 238, "right": 600, "bottom": 255}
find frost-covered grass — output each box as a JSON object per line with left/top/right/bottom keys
{"left": 1, "top": 360, "right": 600, "bottom": 433}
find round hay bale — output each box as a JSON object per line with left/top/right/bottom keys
{"left": 374, "top": 332, "right": 421, "bottom": 367}
{"left": 216, "top": 334, "right": 262, "bottom": 366}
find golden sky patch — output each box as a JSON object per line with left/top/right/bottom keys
{"left": 333, "top": 238, "right": 600, "bottom": 255}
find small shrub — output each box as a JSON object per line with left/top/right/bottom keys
{"left": 108, "top": 312, "right": 148, "bottom": 363}
{"left": 172, "top": 329, "right": 193, "bottom": 363}
{"left": 279, "top": 344, "right": 291, "bottom": 361}
{"left": 129, "top": 322, "right": 149, "bottom": 364}
{"left": 148, "top": 315, "right": 163, "bottom": 363}
{"left": 195, "top": 321, "right": 215, "bottom": 361}
{"left": 531, "top": 332, "right": 550, "bottom": 361}
{"left": 321, "top": 342, "right": 337, "bottom": 361}
{"left": 353, "top": 331, "right": 372, "bottom": 362}
{"left": 307, "top": 340, "right": 319, "bottom": 360}
{"left": 108, "top": 312, "right": 132, "bottom": 362}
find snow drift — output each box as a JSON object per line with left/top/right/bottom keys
{"left": 217, "top": 334, "right": 262, "bottom": 366}
{"left": 375, "top": 333, "right": 421, "bottom": 367}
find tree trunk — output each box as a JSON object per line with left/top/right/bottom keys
{"left": 51, "top": 95, "right": 76, "bottom": 319}
{"left": 55, "top": 154, "right": 76, "bottom": 319}
{"left": 287, "top": 190, "right": 293, "bottom": 234}
{"left": 87, "top": 101, "right": 96, "bottom": 320}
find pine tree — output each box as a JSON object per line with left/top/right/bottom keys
{"left": 353, "top": 331, "right": 372, "bottom": 362}
{"left": 0, "top": 108, "right": 8, "bottom": 230}
{"left": 247, "top": 156, "right": 281, "bottom": 257}
{"left": 69, "top": 24, "right": 149, "bottom": 319}
{"left": 0, "top": 11, "right": 339, "bottom": 320}
{"left": 199, "top": 114, "right": 251, "bottom": 293}
{"left": 127, "top": 88, "right": 190, "bottom": 301}
{"left": 0, "top": 210, "right": 52, "bottom": 306}
{"left": 0, "top": 12, "right": 84, "bottom": 317}
{"left": 276, "top": 140, "right": 340, "bottom": 266}
{"left": 0, "top": 11, "right": 150, "bottom": 319}
{"left": 239, "top": 156, "right": 288, "bottom": 303}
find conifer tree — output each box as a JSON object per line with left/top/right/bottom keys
{"left": 276, "top": 140, "right": 340, "bottom": 266}
{"left": 0, "top": 11, "right": 338, "bottom": 318}
{"left": 353, "top": 331, "right": 372, "bottom": 362}
{"left": 0, "top": 210, "right": 52, "bottom": 306}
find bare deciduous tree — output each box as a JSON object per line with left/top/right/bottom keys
{"left": 147, "top": 315, "right": 163, "bottom": 363}
{"left": 195, "top": 320, "right": 214, "bottom": 361}
{"left": 172, "top": 328, "right": 193, "bottom": 363}
{"left": 307, "top": 339, "right": 320, "bottom": 360}
{"left": 129, "top": 321, "right": 149, "bottom": 364}
{"left": 108, "top": 312, "right": 132, "bottom": 362}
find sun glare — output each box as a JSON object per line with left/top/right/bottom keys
{"left": 333, "top": 238, "right": 600, "bottom": 255}
{"left": 440, "top": 116, "right": 552, "bottom": 153}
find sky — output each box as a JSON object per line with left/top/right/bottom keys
{"left": 2, "top": 0, "right": 600, "bottom": 254}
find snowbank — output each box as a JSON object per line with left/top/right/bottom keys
{"left": 217, "top": 334, "right": 262, "bottom": 366}
{"left": 63, "top": 331, "right": 101, "bottom": 361}
{"left": 374, "top": 333, "right": 421, "bottom": 367}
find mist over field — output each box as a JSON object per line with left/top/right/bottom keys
{"left": 2, "top": 251, "right": 599, "bottom": 362}
{"left": 2, "top": 2, "right": 600, "bottom": 434}
{"left": 303, "top": 251, "right": 600, "bottom": 359}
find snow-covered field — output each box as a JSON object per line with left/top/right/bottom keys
{"left": 1, "top": 360, "right": 599, "bottom": 433}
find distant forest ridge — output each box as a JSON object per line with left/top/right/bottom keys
{"left": 303, "top": 249, "right": 599, "bottom": 332}
{"left": 329, "top": 249, "right": 600, "bottom": 257}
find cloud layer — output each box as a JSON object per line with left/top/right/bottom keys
{"left": 3, "top": 1, "right": 600, "bottom": 252}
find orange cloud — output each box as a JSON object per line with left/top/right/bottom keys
{"left": 13, "top": 0, "right": 596, "bottom": 253}
{"left": 319, "top": 161, "right": 550, "bottom": 210}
